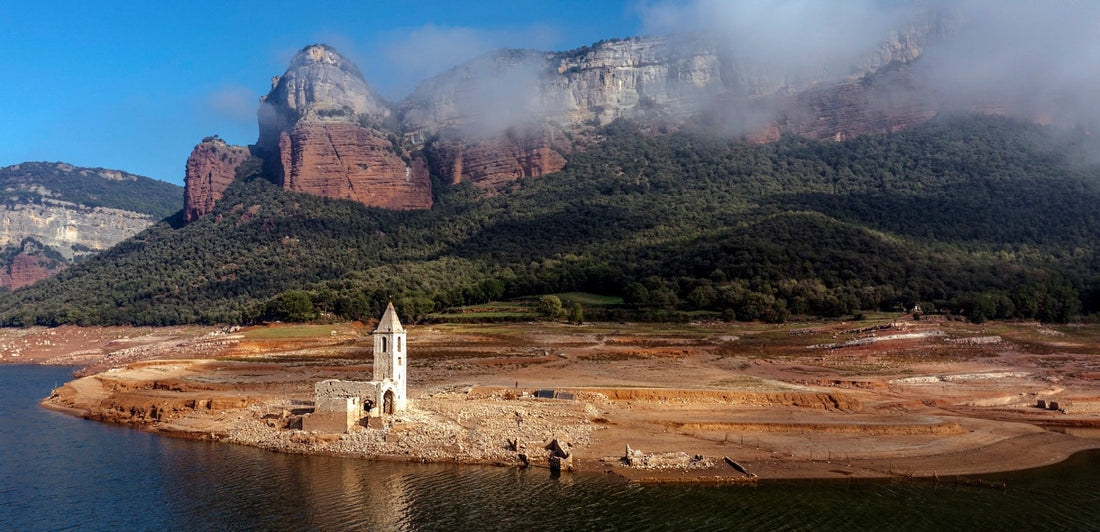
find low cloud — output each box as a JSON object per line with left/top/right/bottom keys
{"left": 205, "top": 84, "right": 259, "bottom": 124}
{"left": 640, "top": 0, "right": 911, "bottom": 79}
{"left": 380, "top": 23, "right": 560, "bottom": 98}
{"left": 916, "top": 1, "right": 1100, "bottom": 128}
{"left": 460, "top": 56, "right": 549, "bottom": 137}
{"left": 640, "top": 0, "right": 1100, "bottom": 131}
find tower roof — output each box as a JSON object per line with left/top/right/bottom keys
{"left": 373, "top": 301, "right": 405, "bottom": 333}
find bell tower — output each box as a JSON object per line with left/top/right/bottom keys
{"left": 372, "top": 301, "right": 407, "bottom": 412}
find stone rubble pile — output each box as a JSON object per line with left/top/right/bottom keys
{"left": 224, "top": 393, "right": 600, "bottom": 465}
{"left": 621, "top": 445, "right": 714, "bottom": 470}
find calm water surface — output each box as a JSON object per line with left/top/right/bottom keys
{"left": 1, "top": 365, "right": 1098, "bottom": 531}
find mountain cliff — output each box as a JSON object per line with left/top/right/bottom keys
{"left": 399, "top": 24, "right": 936, "bottom": 138}
{"left": 0, "top": 162, "right": 182, "bottom": 289}
{"left": 258, "top": 44, "right": 432, "bottom": 210}
{"left": 183, "top": 137, "right": 252, "bottom": 223}
{"left": 184, "top": 20, "right": 951, "bottom": 221}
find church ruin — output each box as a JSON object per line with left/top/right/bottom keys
{"left": 303, "top": 301, "right": 408, "bottom": 432}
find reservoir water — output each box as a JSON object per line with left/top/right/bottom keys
{"left": 2, "top": 365, "right": 1098, "bottom": 531}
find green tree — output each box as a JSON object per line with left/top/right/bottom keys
{"left": 479, "top": 278, "right": 505, "bottom": 300}
{"left": 567, "top": 302, "right": 584, "bottom": 324}
{"left": 397, "top": 296, "right": 435, "bottom": 323}
{"left": 536, "top": 295, "right": 563, "bottom": 319}
{"left": 623, "top": 282, "right": 650, "bottom": 308}
{"left": 263, "top": 290, "right": 315, "bottom": 322}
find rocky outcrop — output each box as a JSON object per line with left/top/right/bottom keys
{"left": 399, "top": 25, "right": 936, "bottom": 136}
{"left": 183, "top": 20, "right": 954, "bottom": 213}
{"left": 397, "top": 37, "right": 729, "bottom": 137}
{"left": 715, "top": 60, "right": 941, "bottom": 144}
{"left": 278, "top": 123, "right": 431, "bottom": 209}
{"left": 425, "top": 128, "right": 570, "bottom": 190}
{"left": 183, "top": 138, "right": 252, "bottom": 222}
{"left": 256, "top": 44, "right": 432, "bottom": 210}
{"left": 0, "top": 239, "right": 66, "bottom": 290}
{"left": 258, "top": 44, "right": 390, "bottom": 153}
{"left": 0, "top": 162, "right": 180, "bottom": 288}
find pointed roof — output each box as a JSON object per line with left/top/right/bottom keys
{"left": 373, "top": 301, "right": 405, "bottom": 333}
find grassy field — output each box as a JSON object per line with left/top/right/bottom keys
{"left": 241, "top": 323, "right": 363, "bottom": 339}
{"left": 550, "top": 292, "right": 624, "bottom": 306}
{"left": 428, "top": 311, "right": 532, "bottom": 320}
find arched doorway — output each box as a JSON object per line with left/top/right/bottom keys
{"left": 383, "top": 390, "right": 395, "bottom": 415}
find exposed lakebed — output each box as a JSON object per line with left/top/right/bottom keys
{"left": 3, "top": 365, "right": 1098, "bottom": 531}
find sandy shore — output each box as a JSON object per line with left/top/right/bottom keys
{"left": 28, "top": 317, "right": 1100, "bottom": 482}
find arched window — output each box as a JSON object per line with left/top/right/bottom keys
{"left": 397, "top": 337, "right": 402, "bottom": 352}
{"left": 381, "top": 336, "right": 388, "bottom": 353}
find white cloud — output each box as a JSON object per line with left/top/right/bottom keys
{"left": 639, "top": 0, "right": 911, "bottom": 76}
{"left": 205, "top": 84, "right": 259, "bottom": 124}
{"left": 639, "top": 0, "right": 1100, "bottom": 129}
{"left": 380, "top": 23, "right": 560, "bottom": 97}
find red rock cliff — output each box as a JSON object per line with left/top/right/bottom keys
{"left": 277, "top": 122, "right": 432, "bottom": 209}
{"left": 778, "top": 67, "right": 939, "bottom": 142}
{"left": 426, "top": 129, "right": 570, "bottom": 191}
{"left": 183, "top": 138, "right": 251, "bottom": 222}
{"left": 258, "top": 44, "right": 432, "bottom": 210}
{"left": 0, "top": 240, "right": 66, "bottom": 290}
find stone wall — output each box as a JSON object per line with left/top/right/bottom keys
{"left": 315, "top": 379, "right": 380, "bottom": 402}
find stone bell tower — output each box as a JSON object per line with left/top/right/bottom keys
{"left": 372, "top": 301, "right": 407, "bottom": 413}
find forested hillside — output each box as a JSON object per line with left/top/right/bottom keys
{"left": 0, "top": 162, "right": 181, "bottom": 218}
{"left": 1, "top": 115, "right": 1097, "bottom": 326}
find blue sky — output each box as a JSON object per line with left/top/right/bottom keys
{"left": 0, "top": 1, "right": 643, "bottom": 184}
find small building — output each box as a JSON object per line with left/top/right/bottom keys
{"left": 303, "top": 301, "right": 409, "bottom": 433}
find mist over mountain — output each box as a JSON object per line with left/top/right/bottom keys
{"left": 642, "top": 1, "right": 1100, "bottom": 131}
{"left": 179, "top": 2, "right": 1100, "bottom": 222}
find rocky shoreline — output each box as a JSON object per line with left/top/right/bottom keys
{"left": 15, "top": 318, "right": 1100, "bottom": 483}
{"left": 40, "top": 359, "right": 1100, "bottom": 484}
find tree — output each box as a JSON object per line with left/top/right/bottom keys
{"left": 479, "top": 278, "right": 505, "bottom": 300}
{"left": 397, "top": 296, "right": 435, "bottom": 323}
{"left": 536, "top": 295, "right": 563, "bottom": 319}
{"left": 263, "top": 290, "right": 315, "bottom": 322}
{"left": 623, "top": 282, "right": 650, "bottom": 308}
{"left": 567, "top": 302, "right": 584, "bottom": 325}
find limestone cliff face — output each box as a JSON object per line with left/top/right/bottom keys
{"left": 0, "top": 200, "right": 157, "bottom": 260}
{"left": 0, "top": 197, "right": 161, "bottom": 289}
{"left": 776, "top": 67, "right": 939, "bottom": 142}
{"left": 392, "top": 29, "right": 934, "bottom": 190}
{"left": 399, "top": 36, "right": 732, "bottom": 135}
{"left": 0, "top": 162, "right": 180, "bottom": 289}
{"left": 399, "top": 23, "right": 939, "bottom": 142}
{"left": 257, "top": 44, "right": 432, "bottom": 209}
{"left": 183, "top": 138, "right": 252, "bottom": 222}
{"left": 183, "top": 22, "right": 947, "bottom": 213}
